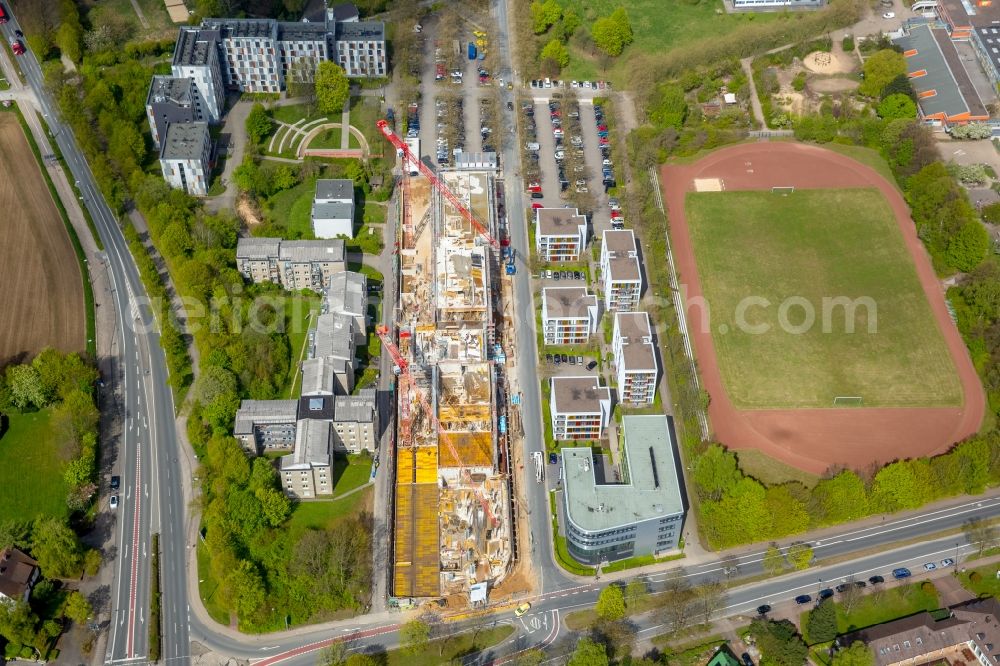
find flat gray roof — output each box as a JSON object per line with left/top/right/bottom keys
{"left": 894, "top": 23, "right": 988, "bottom": 120}
{"left": 315, "top": 178, "right": 354, "bottom": 201}
{"left": 335, "top": 20, "right": 384, "bottom": 40}
{"left": 543, "top": 287, "right": 596, "bottom": 320}
{"left": 326, "top": 270, "right": 367, "bottom": 316}
{"left": 205, "top": 18, "right": 277, "bottom": 39}
{"left": 551, "top": 376, "right": 609, "bottom": 415}
{"left": 603, "top": 229, "right": 636, "bottom": 255}
{"left": 562, "top": 415, "right": 684, "bottom": 533}
{"left": 315, "top": 312, "right": 355, "bottom": 360}
{"left": 277, "top": 21, "right": 330, "bottom": 42}
{"left": 537, "top": 207, "right": 586, "bottom": 238}
{"left": 301, "top": 357, "right": 335, "bottom": 395}
{"left": 312, "top": 201, "right": 354, "bottom": 223}
{"left": 234, "top": 399, "right": 298, "bottom": 434}
{"left": 236, "top": 237, "right": 281, "bottom": 260}
{"left": 334, "top": 389, "right": 376, "bottom": 423}
{"left": 280, "top": 239, "right": 345, "bottom": 263}
{"left": 281, "top": 418, "right": 331, "bottom": 470}
{"left": 616, "top": 312, "right": 657, "bottom": 371}
{"left": 161, "top": 121, "right": 210, "bottom": 160}
{"left": 173, "top": 27, "right": 218, "bottom": 67}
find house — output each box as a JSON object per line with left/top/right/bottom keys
{"left": 613, "top": 312, "right": 658, "bottom": 405}
{"left": 235, "top": 237, "right": 346, "bottom": 291}
{"left": 600, "top": 230, "right": 642, "bottom": 312}
{"left": 146, "top": 76, "right": 207, "bottom": 150}
{"left": 312, "top": 179, "right": 356, "bottom": 239}
{"left": 0, "top": 548, "right": 39, "bottom": 604}
{"left": 893, "top": 21, "right": 990, "bottom": 128}
{"left": 550, "top": 376, "right": 611, "bottom": 441}
{"left": 314, "top": 312, "right": 356, "bottom": 394}
{"left": 535, "top": 208, "right": 588, "bottom": 262}
{"left": 541, "top": 287, "right": 599, "bottom": 346}
{"left": 334, "top": 21, "right": 387, "bottom": 77}
{"left": 842, "top": 598, "right": 1000, "bottom": 666}
{"left": 234, "top": 399, "right": 299, "bottom": 454}
{"left": 160, "top": 121, "right": 212, "bottom": 196}
{"left": 560, "top": 415, "right": 685, "bottom": 565}
{"left": 326, "top": 270, "right": 368, "bottom": 344}
{"left": 171, "top": 27, "right": 224, "bottom": 121}
{"left": 280, "top": 419, "right": 332, "bottom": 498}
{"left": 332, "top": 389, "right": 377, "bottom": 453}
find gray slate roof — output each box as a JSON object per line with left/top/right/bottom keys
{"left": 315, "top": 178, "right": 354, "bottom": 202}
{"left": 236, "top": 237, "right": 281, "bottom": 260}
{"left": 234, "top": 399, "right": 299, "bottom": 435}
{"left": 281, "top": 419, "right": 331, "bottom": 470}
{"left": 315, "top": 312, "right": 355, "bottom": 360}
{"left": 279, "top": 239, "right": 345, "bottom": 263}
{"left": 334, "top": 388, "right": 376, "bottom": 423}
{"left": 326, "top": 271, "right": 367, "bottom": 316}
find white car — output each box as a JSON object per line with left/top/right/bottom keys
{"left": 110, "top": 495, "right": 119, "bottom": 510}
{"left": 603, "top": 158, "right": 613, "bottom": 166}
{"left": 571, "top": 80, "right": 579, "bottom": 88}
{"left": 882, "top": 11, "right": 895, "bottom": 18}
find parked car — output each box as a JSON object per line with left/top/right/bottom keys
{"left": 569, "top": 356, "right": 576, "bottom": 365}
{"left": 549, "top": 452, "right": 558, "bottom": 464}
{"left": 111, "top": 475, "right": 121, "bottom": 490}
{"left": 882, "top": 11, "right": 896, "bottom": 18}
{"left": 515, "top": 602, "right": 532, "bottom": 617}
{"left": 855, "top": 581, "right": 867, "bottom": 589}
{"left": 795, "top": 595, "right": 812, "bottom": 605}
{"left": 532, "top": 202, "right": 544, "bottom": 210}
{"left": 818, "top": 588, "right": 834, "bottom": 600}
{"left": 941, "top": 558, "right": 955, "bottom": 567}
{"left": 757, "top": 604, "right": 772, "bottom": 615}
{"left": 742, "top": 654, "right": 754, "bottom": 666}
{"left": 923, "top": 562, "right": 937, "bottom": 571}
{"left": 835, "top": 584, "right": 849, "bottom": 593}
{"left": 869, "top": 575, "right": 885, "bottom": 585}
{"left": 586, "top": 361, "right": 597, "bottom": 370}
{"left": 561, "top": 354, "right": 569, "bottom": 363}
{"left": 554, "top": 354, "right": 561, "bottom": 364}
{"left": 110, "top": 495, "right": 119, "bottom": 510}
{"left": 892, "top": 568, "right": 912, "bottom": 579}
{"left": 577, "top": 355, "right": 584, "bottom": 365}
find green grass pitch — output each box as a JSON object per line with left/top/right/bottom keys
{"left": 684, "top": 188, "right": 962, "bottom": 409}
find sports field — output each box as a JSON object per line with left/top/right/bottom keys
{"left": 685, "top": 188, "right": 961, "bottom": 409}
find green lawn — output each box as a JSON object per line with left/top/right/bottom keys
{"left": 560, "top": 0, "right": 783, "bottom": 81}
{"left": 0, "top": 409, "right": 70, "bottom": 520}
{"left": 330, "top": 454, "right": 373, "bottom": 496}
{"left": 348, "top": 96, "right": 384, "bottom": 152}
{"left": 735, "top": 449, "right": 820, "bottom": 489}
{"left": 285, "top": 486, "right": 372, "bottom": 541}
{"left": 282, "top": 293, "right": 320, "bottom": 398}
{"left": 262, "top": 177, "right": 318, "bottom": 239}
{"left": 685, "top": 188, "right": 962, "bottom": 409}
{"left": 196, "top": 541, "right": 230, "bottom": 625}
{"left": 956, "top": 565, "right": 1000, "bottom": 598}
{"left": 379, "top": 625, "right": 514, "bottom": 666}
{"left": 308, "top": 127, "right": 343, "bottom": 150}
{"left": 800, "top": 583, "right": 941, "bottom": 643}
{"left": 270, "top": 103, "right": 324, "bottom": 126}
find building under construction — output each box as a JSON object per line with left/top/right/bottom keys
{"left": 390, "top": 166, "right": 513, "bottom": 601}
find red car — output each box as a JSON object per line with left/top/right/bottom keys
{"left": 11, "top": 40, "right": 24, "bottom": 56}
{"left": 531, "top": 202, "right": 544, "bottom": 210}
{"left": 598, "top": 137, "right": 609, "bottom": 146}
{"left": 0, "top": 4, "right": 8, "bottom": 23}
{"left": 597, "top": 124, "right": 608, "bottom": 132}
{"left": 611, "top": 210, "right": 623, "bottom": 219}
{"left": 550, "top": 110, "right": 561, "bottom": 117}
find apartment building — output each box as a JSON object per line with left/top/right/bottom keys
{"left": 600, "top": 229, "right": 642, "bottom": 312}
{"left": 314, "top": 312, "right": 356, "bottom": 394}
{"left": 334, "top": 21, "right": 387, "bottom": 77}
{"left": 550, "top": 376, "right": 611, "bottom": 441}
{"left": 326, "top": 270, "right": 368, "bottom": 344}
{"left": 160, "top": 121, "right": 212, "bottom": 196}
{"left": 561, "top": 415, "right": 685, "bottom": 565}
{"left": 312, "top": 178, "right": 355, "bottom": 239}
{"left": 235, "top": 237, "right": 346, "bottom": 291}
{"left": 146, "top": 76, "right": 207, "bottom": 150}
{"left": 613, "top": 312, "right": 658, "bottom": 405}
{"left": 277, "top": 22, "right": 331, "bottom": 84}
{"left": 234, "top": 399, "right": 299, "bottom": 454}
{"left": 542, "top": 287, "right": 599, "bottom": 346}
{"left": 535, "top": 208, "right": 588, "bottom": 262}
{"left": 171, "top": 27, "right": 224, "bottom": 121}
{"left": 280, "top": 419, "right": 332, "bottom": 498}
{"left": 301, "top": 355, "right": 337, "bottom": 396}
{"left": 203, "top": 18, "right": 284, "bottom": 92}
{"left": 332, "top": 389, "right": 377, "bottom": 453}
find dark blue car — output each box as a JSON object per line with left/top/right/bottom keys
{"left": 892, "top": 568, "right": 912, "bottom": 579}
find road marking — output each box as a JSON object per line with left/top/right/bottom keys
{"left": 126, "top": 447, "right": 141, "bottom": 658}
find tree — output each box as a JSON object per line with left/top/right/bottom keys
{"left": 870, "top": 461, "right": 928, "bottom": 512}
{"left": 964, "top": 518, "right": 1000, "bottom": 557}
{"left": 561, "top": 9, "right": 581, "bottom": 41}
{"left": 691, "top": 444, "right": 741, "bottom": 500}
{"left": 228, "top": 560, "right": 266, "bottom": 620}
{"left": 31, "top": 516, "right": 83, "bottom": 578}
{"left": 516, "top": 650, "right": 546, "bottom": 666}
{"left": 649, "top": 83, "right": 689, "bottom": 132}
{"left": 7, "top": 364, "right": 47, "bottom": 410}
{"left": 595, "top": 585, "right": 626, "bottom": 620}
{"left": 591, "top": 7, "right": 633, "bottom": 57}
{"left": 245, "top": 103, "right": 272, "bottom": 146}
{"left": 877, "top": 94, "right": 917, "bottom": 121}
{"left": 64, "top": 591, "right": 92, "bottom": 625}
{"left": 763, "top": 544, "right": 787, "bottom": 576}
{"left": 0, "top": 599, "right": 40, "bottom": 648}
{"left": 55, "top": 0, "right": 83, "bottom": 64}
{"left": 0, "top": 519, "right": 31, "bottom": 551}
{"left": 786, "top": 543, "right": 813, "bottom": 570}
{"left": 344, "top": 656, "right": 379, "bottom": 666}
{"left": 540, "top": 39, "right": 570, "bottom": 69}
{"left": 750, "top": 618, "right": 808, "bottom": 666}
{"left": 315, "top": 62, "right": 350, "bottom": 115}
{"left": 624, "top": 579, "right": 646, "bottom": 608}
{"left": 568, "top": 637, "right": 609, "bottom": 666}
{"left": 256, "top": 487, "right": 291, "bottom": 527}
{"left": 948, "top": 221, "right": 990, "bottom": 272}
{"left": 287, "top": 57, "right": 318, "bottom": 107}
{"left": 832, "top": 641, "right": 875, "bottom": 666}
{"left": 860, "top": 49, "right": 906, "bottom": 98}
{"left": 810, "top": 471, "right": 869, "bottom": 525}
{"left": 531, "top": 0, "right": 562, "bottom": 34}
{"left": 807, "top": 599, "right": 838, "bottom": 643}
{"left": 400, "top": 619, "right": 430, "bottom": 655}
{"left": 952, "top": 123, "right": 993, "bottom": 139}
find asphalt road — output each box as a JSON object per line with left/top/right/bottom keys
{"left": 0, "top": 11, "right": 188, "bottom": 665}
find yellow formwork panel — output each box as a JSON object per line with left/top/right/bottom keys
{"left": 396, "top": 448, "right": 415, "bottom": 485}
{"left": 414, "top": 447, "right": 438, "bottom": 484}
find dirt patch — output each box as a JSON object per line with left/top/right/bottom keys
{"left": 0, "top": 113, "right": 84, "bottom": 366}
{"left": 236, "top": 193, "right": 262, "bottom": 228}
{"left": 803, "top": 49, "right": 855, "bottom": 74}
{"left": 775, "top": 92, "right": 806, "bottom": 116}
{"left": 810, "top": 77, "right": 860, "bottom": 93}
{"left": 661, "top": 143, "right": 986, "bottom": 474}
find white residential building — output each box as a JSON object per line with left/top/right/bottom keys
{"left": 600, "top": 230, "right": 642, "bottom": 312}
{"left": 334, "top": 21, "right": 387, "bottom": 77}
{"left": 332, "top": 389, "right": 377, "bottom": 453}
{"left": 542, "top": 287, "right": 599, "bottom": 346}
{"left": 326, "top": 270, "right": 368, "bottom": 344}
{"left": 314, "top": 312, "right": 356, "bottom": 394}
{"left": 550, "top": 376, "right": 612, "bottom": 442}
{"left": 535, "top": 207, "right": 587, "bottom": 262}
{"left": 160, "top": 121, "right": 212, "bottom": 196}
{"left": 613, "top": 312, "right": 658, "bottom": 405}
{"left": 206, "top": 19, "right": 284, "bottom": 92}
{"left": 312, "top": 178, "right": 355, "bottom": 239}
{"left": 280, "top": 418, "right": 332, "bottom": 498}
{"left": 171, "top": 27, "right": 224, "bottom": 121}
{"left": 146, "top": 76, "right": 207, "bottom": 150}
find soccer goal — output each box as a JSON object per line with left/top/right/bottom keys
{"left": 833, "top": 396, "right": 864, "bottom": 407}
{"left": 771, "top": 186, "right": 795, "bottom": 195}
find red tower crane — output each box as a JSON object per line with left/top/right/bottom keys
{"left": 377, "top": 120, "right": 499, "bottom": 249}
{"left": 376, "top": 324, "right": 412, "bottom": 446}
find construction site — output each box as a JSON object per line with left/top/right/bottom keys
{"left": 378, "top": 122, "right": 516, "bottom": 602}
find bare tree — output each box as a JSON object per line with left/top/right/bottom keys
{"left": 840, "top": 576, "right": 863, "bottom": 615}
{"left": 693, "top": 579, "right": 728, "bottom": 623}
{"left": 964, "top": 518, "right": 1000, "bottom": 558}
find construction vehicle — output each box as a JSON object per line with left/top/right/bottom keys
{"left": 377, "top": 119, "right": 499, "bottom": 248}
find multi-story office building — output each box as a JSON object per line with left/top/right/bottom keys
{"left": 280, "top": 418, "right": 333, "bottom": 498}
{"left": 326, "top": 270, "right": 368, "bottom": 344}
{"left": 332, "top": 389, "right": 377, "bottom": 453}
{"left": 600, "top": 229, "right": 642, "bottom": 312}
{"left": 334, "top": 21, "right": 387, "bottom": 77}
{"left": 312, "top": 178, "right": 355, "bottom": 239}
{"left": 171, "top": 27, "right": 225, "bottom": 122}
{"left": 235, "top": 237, "right": 346, "bottom": 291}
{"left": 561, "top": 415, "right": 686, "bottom": 565}
{"left": 146, "top": 76, "right": 207, "bottom": 150}
{"left": 550, "top": 376, "right": 611, "bottom": 441}
{"left": 535, "top": 208, "right": 587, "bottom": 262}
{"left": 541, "top": 287, "right": 599, "bottom": 346}
{"left": 234, "top": 399, "right": 299, "bottom": 453}
{"left": 613, "top": 312, "right": 658, "bottom": 405}
{"left": 159, "top": 121, "right": 212, "bottom": 196}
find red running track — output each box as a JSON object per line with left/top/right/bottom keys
{"left": 661, "top": 142, "right": 985, "bottom": 474}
